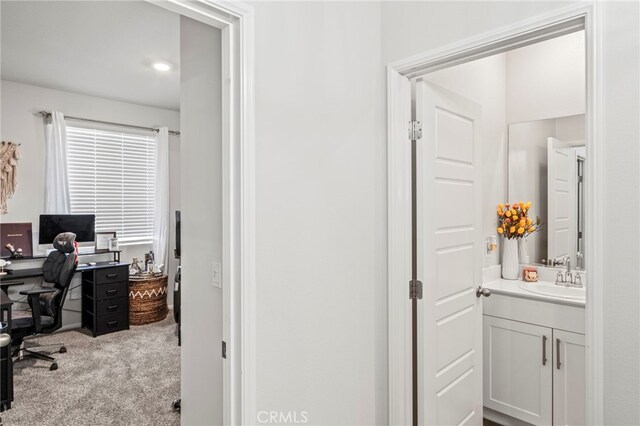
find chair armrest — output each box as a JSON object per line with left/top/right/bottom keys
{"left": 19, "top": 288, "right": 57, "bottom": 296}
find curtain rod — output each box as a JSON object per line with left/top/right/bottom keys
{"left": 34, "top": 111, "right": 181, "bottom": 136}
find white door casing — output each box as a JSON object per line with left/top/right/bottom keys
{"left": 553, "top": 329, "right": 586, "bottom": 426}
{"left": 416, "top": 80, "right": 483, "bottom": 426}
{"left": 146, "top": 1, "right": 256, "bottom": 423}
{"left": 483, "top": 316, "right": 553, "bottom": 425}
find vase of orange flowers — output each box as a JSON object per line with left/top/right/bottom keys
{"left": 497, "top": 202, "right": 539, "bottom": 280}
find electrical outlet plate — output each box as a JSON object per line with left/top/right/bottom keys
{"left": 213, "top": 262, "right": 222, "bottom": 288}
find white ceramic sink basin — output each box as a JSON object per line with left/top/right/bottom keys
{"left": 519, "top": 282, "right": 585, "bottom": 301}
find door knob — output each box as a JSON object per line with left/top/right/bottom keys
{"left": 476, "top": 286, "right": 491, "bottom": 298}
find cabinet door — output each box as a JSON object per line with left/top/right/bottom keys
{"left": 553, "top": 329, "right": 586, "bottom": 426}
{"left": 483, "top": 315, "right": 552, "bottom": 425}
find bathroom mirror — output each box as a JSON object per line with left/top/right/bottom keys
{"left": 508, "top": 114, "right": 586, "bottom": 269}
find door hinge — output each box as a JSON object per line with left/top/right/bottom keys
{"left": 408, "top": 121, "right": 422, "bottom": 141}
{"left": 409, "top": 279, "right": 423, "bottom": 300}
{"left": 222, "top": 341, "right": 227, "bottom": 359}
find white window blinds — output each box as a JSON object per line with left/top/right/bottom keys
{"left": 66, "top": 125, "right": 156, "bottom": 246}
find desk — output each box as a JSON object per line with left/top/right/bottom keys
{"left": 1, "top": 290, "right": 13, "bottom": 411}
{"left": 0, "top": 262, "right": 130, "bottom": 337}
{"left": 0, "top": 262, "right": 129, "bottom": 292}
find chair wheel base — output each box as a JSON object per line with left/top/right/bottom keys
{"left": 50, "top": 363, "right": 58, "bottom": 371}
{"left": 59, "top": 347, "right": 67, "bottom": 353}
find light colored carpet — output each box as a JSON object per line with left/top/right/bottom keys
{"left": 3, "top": 313, "right": 180, "bottom": 426}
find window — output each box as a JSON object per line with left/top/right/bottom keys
{"left": 67, "top": 125, "right": 156, "bottom": 246}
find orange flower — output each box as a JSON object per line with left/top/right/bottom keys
{"left": 497, "top": 227, "right": 504, "bottom": 234}
{"left": 528, "top": 227, "right": 536, "bottom": 233}
{"left": 509, "top": 226, "right": 516, "bottom": 234}
{"left": 517, "top": 227, "right": 525, "bottom": 235}
{"left": 519, "top": 219, "right": 526, "bottom": 227}
{"left": 505, "top": 210, "right": 512, "bottom": 218}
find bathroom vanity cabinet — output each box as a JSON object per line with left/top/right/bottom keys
{"left": 483, "top": 291, "right": 585, "bottom": 426}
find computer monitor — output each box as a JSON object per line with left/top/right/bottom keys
{"left": 38, "top": 214, "right": 96, "bottom": 245}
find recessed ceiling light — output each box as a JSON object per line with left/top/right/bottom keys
{"left": 152, "top": 62, "right": 171, "bottom": 72}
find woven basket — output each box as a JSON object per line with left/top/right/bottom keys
{"left": 128, "top": 274, "right": 168, "bottom": 325}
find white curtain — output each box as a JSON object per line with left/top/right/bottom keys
{"left": 153, "top": 127, "right": 170, "bottom": 269}
{"left": 44, "top": 111, "right": 70, "bottom": 213}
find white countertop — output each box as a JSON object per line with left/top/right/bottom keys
{"left": 484, "top": 278, "right": 586, "bottom": 307}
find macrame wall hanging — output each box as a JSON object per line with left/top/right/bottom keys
{"left": 0, "top": 141, "right": 21, "bottom": 214}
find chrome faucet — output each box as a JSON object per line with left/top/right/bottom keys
{"left": 564, "top": 258, "right": 572, "bottom": 284}
{"left": 574, "top": 273, "right": 582, "bottom": 287}
{"left": 553, "top": 256, "right": 583, "bottom": 288}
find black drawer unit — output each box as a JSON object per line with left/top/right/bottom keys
{"left": 82, "top": 265, "right": 130, "bottom": 337}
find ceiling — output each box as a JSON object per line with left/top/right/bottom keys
{"left": 1, "top": 1, "right": 180, "bottom": 110}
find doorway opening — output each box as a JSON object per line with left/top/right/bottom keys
{"left": 0, "top": 1, "right": 254, "bottom": 424}
{"left": 388, "top": 4, "right": 600, "bottom": 425}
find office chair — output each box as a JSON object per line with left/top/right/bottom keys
{"left": 11, "top": 232, "right": 78, "bottom": 371}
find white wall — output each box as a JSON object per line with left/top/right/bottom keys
{"left": 506, "top": 31, "right": 585, "bottom": 124}
{"left": 179, "top": 16, "right": 223, "bottom": 426}
{"left": 251, "top": 2, "right": 385, "bottom": 424}
{"left": 601, "top": 2, "right": 640, "bottom": 423}
{"left": 423, "top": 54, "right": 507, "bottom": 268}
{"left": 0, "top": 80, "right": 180, "bottom": 325}
{"left": 382, "top": 1, "right": 640, "bottom": 424}
{"left": 555, "top": 113, "right": 586, "bottom": 142}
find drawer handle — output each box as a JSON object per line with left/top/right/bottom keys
{"left": 106, "top": 305, "right": 119, "bottom": 312}
{"left": 105, "top": 274, "right": 118, "bottom": 279}
{"left": 105, "top": 289, "right": 119, "bottom": 295}
{"left": 556, "top": 338, "right": 562, "bottom": 370}
{"left": 542, "top": 335, "right": 548, "bottom": 366}
{"left": 106, "top": 321, "right": 118, "bottom": 328}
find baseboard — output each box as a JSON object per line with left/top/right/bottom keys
{"left": 58, "top": 323, "right": 82, "bottom": 332}
{"left": 484, "top": 407, "right": 532, "bottom": 426}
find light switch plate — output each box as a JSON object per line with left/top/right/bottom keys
{"left": 213, "top": 262, "right": 222, "bottom": 288}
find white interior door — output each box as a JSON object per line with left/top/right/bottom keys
{"left": 547, "top": 137, "right": 576, "bottom": 262}
{"left": 415, "top": 80, "right": 483, "bottom": 426}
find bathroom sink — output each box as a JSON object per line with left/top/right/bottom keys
{"left": 518, "top": 282, "right": 585, "bottom": 301}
